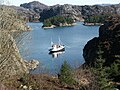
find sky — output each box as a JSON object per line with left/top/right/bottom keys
{"left": 6, "top": 0, "right": 120, "bottom": 6}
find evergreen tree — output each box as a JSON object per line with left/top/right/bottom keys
{"left": 109, "top": 59, "right": 120, "bottom": 80}
{"left": 94, "top": 44, "right": 114, "bottom": 90}
{"left": 84, "top": 14, "right": 111, "bottom": 23}
{"left": 59, "top": 61, "right": 76, "bottom": 85}
{"left": 43, "top": 16, "right": 74, "bottom": 27}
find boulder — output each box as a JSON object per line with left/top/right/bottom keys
{"left": 24, "top": 59, "right": 39, "bottom": 70}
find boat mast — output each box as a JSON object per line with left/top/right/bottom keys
{"left": 58, "top": 37, "right": 61, "bottom": 45}
{"left": 51, "top": 38, "right": 53, "bottom": 46}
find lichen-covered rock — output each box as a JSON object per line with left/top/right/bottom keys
{"left": 0, "top": 32, "right": 29, "bottom": 79}
{"left": 0, "top": 6, "right": 39, "bottom": 81}
{"left": 24, "top": 59, "right": 39, "bottom": 70}
{"left": 0, "top": 32, "right": 40, "bottom": 82}
{"left": 0, "top": 5, "right": 31, "bottom": 31}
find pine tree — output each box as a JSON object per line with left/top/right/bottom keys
{"left": 94, "top": 44, "right": 113, "bottom": 90}
{"left": 59, "top": 61, "right": 76, "bottom": 85}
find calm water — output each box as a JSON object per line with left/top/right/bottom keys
{"left": 17, "top": 22, "right": 99, "bottom": 74}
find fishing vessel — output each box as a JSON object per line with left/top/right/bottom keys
{"left": 49, "top": 38, "right": 65, "bottom": 53}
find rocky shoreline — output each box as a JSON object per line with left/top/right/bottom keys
{"left": 24, "top": 59, "right": 39, "bottom": 70}
{"left": 0, "top": 32, "right": 39, "bottom": 76}
{"left": 83, "top": 22, "right": 104, "bottom": 26}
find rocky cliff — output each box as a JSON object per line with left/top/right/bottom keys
{"left": 40, "top": 4, "right": 120, "bottom": 22}
{"left": 10, "top": 6, "right": 40, "bottom": 22}
{"left": 0, "top": 6, "right": 39, "bottom": 82}
{"left": 0, "top": 32, "right": 29, "bottom": 79}
{"left": 0, "top": 5, "right": 31, "bottom": 31}
{"left": 83, "top": 15, "right": 120, "bottom": 89}
{"left": 40, "top": 4, "right": 83, "bottom": 21}
{"left": 0, "top": 5, "right": 40, "bottom": 23}
{"left": 83, "top": 15, "right": 120, "bottom": 66}
{"left": 20, "top": 1, "right": 49, "bottom": 14}
{"left": 20, "top": 1, "right": 120, "bottom": 22}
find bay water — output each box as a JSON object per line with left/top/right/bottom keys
{"left": 17, "top": 22, "right": 99, "bottom": 74}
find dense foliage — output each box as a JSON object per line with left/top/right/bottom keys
{"left": 59, "top": 61, "right": 76, "bottom": 85}
{"left": 93, "top": 42, "right": 120, "bottom": 90}
{"left": 43, "top": 16, "right": 74, "bottom": 27}
{"left": 84, "top": 14, "right": 111, "bottom": 23}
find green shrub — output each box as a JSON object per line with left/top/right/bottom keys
{"left": 59, "top": 61, "right": 76, "bottom": 85}
{"left": 84, "top": 14, "right": 111, "bottom": 23}
{"left": 43, "top": 16, "right": 74, "bottom": 27}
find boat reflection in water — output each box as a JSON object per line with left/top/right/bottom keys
{"left": 49, "top": 51, "right": 65, "bottom": 58}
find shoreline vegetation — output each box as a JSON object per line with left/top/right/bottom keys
{"left": 43, "top": 23, "right": 76, "bottom": 29}
{"left": 83, "top": 14, "right": 111, "bottom": 26}
{"left": 42, "top": 16, "right": 75, "bottom": 29}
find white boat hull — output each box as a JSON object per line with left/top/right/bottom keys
{"left": 49, "top": 38, "right": 65, "bottom": 53}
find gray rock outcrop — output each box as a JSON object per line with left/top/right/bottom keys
{"left": 0, "top": 32, "right": 29, "bottom": 79}
{"left": 40, "top": 4, "right": 83, "bottom": 21}
{"left": 20, "top": 1, "right": 49, "bottom": 13}
{"left": 0, "top": 32, "right": 39, "bottom": 80}
{"left": 10, "top": 6, "right": 40, "bottom": 22}
{"left": 0, "top": 6, "right": 39, "bottom": 81}
{"left": 20, "top": 2, "right": 120, "bottom": 22}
